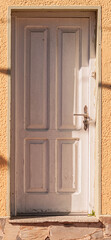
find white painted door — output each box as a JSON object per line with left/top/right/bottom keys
{"left": 14, "top": 13, "right": 96, "bottom": 215}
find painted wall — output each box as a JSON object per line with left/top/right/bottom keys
{"left": 0, "top": 0, "right": 111, "bottom": 216}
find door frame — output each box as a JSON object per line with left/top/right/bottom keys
{"left": 7, "top": 6, "right": 101, "bottom": 217}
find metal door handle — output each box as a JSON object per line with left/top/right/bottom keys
{"left": 73, "top": 105, "right": 92, "bottom": 130}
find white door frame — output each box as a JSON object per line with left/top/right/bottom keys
{"left": 7, "top": 6, "right": 101, "bottom": 217}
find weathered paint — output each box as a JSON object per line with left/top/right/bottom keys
{"left": 0, "top": 0, "right": 111, "bottom": 216}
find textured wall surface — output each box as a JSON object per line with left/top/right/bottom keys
{"left": 0, "top": 0, "right": 111, "bottom": 216}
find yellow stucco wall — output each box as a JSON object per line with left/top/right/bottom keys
{"left": 0, "top": 0, "right": 111, "bottom": 216}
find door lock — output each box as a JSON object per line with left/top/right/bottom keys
{"left": 73, "top": 105, "right": 91, "bottom": 130}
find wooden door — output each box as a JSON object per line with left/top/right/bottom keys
{"left": 13, "top": 12, "right": 96, "bottom": 215}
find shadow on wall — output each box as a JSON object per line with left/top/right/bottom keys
{"left": 99, "top": 83, "right": 111, "bottom": 89}
{"left": 0, "top": 68, "right": 11, "bottom": 75}
{"left": 0, "top": 155, "right": 8, "bottom": 167}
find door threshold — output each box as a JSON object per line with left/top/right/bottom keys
{"left": 9, "top": 215, "right": 99, "bottom": 224}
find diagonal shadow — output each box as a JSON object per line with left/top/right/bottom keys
{"left": 99, "top": 83, "right": 111, "bottom": 89}
{"left": 0, "top": 68, "right": 11, "bottom": 75}
{"left": 0, "top": 155, "right": 8, "bottom": 167}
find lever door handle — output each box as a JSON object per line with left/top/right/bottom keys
{"left": 73, "top": 105, "right": 91, "bottom": 130}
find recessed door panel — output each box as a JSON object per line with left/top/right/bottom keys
{"left": 24, "top": 27, "right": 48, "bottom": 129}
{"left": 57, "top": 139, "right": 80, "bottom": 193}
{"left": 57, "top": 28, "right": 80, "bottom": 129}
{"left": 25, "top": 139, "right": 49, "bottom": 193}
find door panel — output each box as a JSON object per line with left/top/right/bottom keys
{"left": 24, "top": 27, "right": 48, "bottom": 129}
{"left": 57, "top": 139, "right": 79, "bottom": 193}
{"left": 14, "top": 15, "right": 94, "bottom": 215}
{"left": 25, "top": 139, "right": 49, "bottom": 193}
{"left": 57, "top": 27, "right": 80, "bottom": 129}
